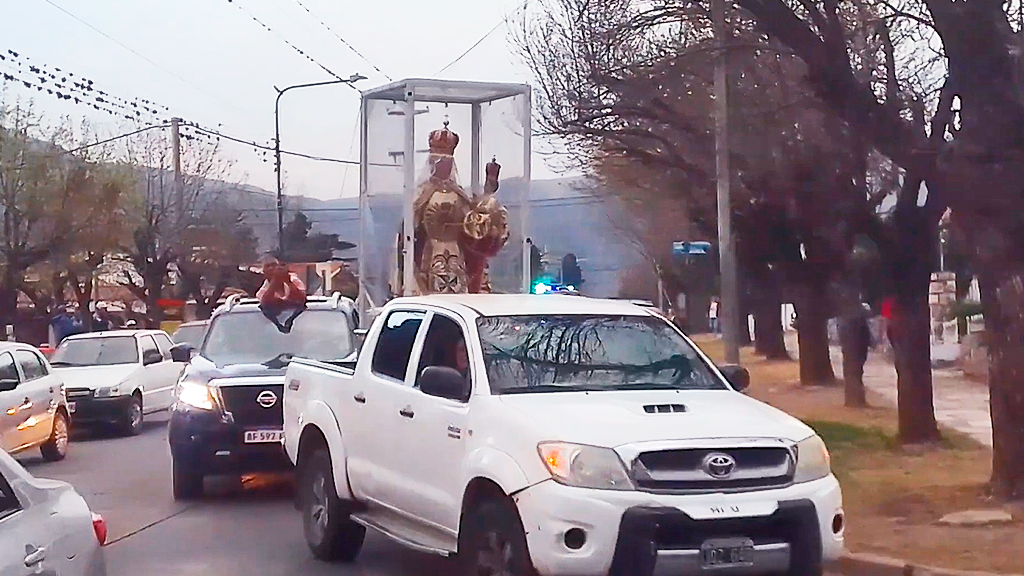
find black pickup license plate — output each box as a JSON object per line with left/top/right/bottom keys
{"left": 701, "top": 538, "right": 755, "bottom": 567}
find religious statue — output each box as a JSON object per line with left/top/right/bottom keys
{"left": 463, "top": 157, "right": 511, "bottom": 293}
{"left": 401, "top": 121, "right": 511, "bottom": 295}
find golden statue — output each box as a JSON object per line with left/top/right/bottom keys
{"left": 403, "top": 122, "right": 510, "bottom": 295}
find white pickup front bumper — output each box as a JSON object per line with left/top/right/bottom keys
{"left": 513, "top": 474, "right": 844, "bottom": 576}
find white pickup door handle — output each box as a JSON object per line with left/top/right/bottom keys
{"left": 353, "top": 392, "right": 366, "bottom": 404}
{"left": 24, "top": 545, "right": 46, "bottom": 567}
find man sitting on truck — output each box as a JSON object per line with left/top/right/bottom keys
{"left": 257, "top": 255, "right": 307, "bottom": 333}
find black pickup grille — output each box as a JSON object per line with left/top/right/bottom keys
{"left": 632, "top": 447, "right": 793, "bottom": 492}
{"left": 218, "top": 384, "right": 284, "bottom": 428}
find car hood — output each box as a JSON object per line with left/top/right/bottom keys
{"left": 52, "top": 364, "right": 138, "bottom": 390}
{"left": 182, "top": 355, "right": 286, "bottom": 387}
{"left": 498, "top": 390, "right": 814, "bottom": 448}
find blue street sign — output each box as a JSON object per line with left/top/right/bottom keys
{"left": 672, "top": 241, "right": 711, "bottom": 256}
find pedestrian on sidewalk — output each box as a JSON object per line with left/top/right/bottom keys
{"left": 709, "top": 297, "right": 720, "bottom": 334}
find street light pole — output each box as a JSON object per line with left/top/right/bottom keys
{"left": 274, "top": 74, "right": 367, "bottom": 255}
{"left": 713, "top": 0, "right": 740, "bottom": 364}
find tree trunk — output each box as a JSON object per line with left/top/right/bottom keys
{"left": 978, "top": 268, "right": 1024, "bottom": 500}
{"left": 842, "top": 349, "right": 868, "bottom": 407}
{"left": 838, "top": 319, "right": 869, "bottom": 408}
{"left": 0, "top": 271, "right": 19, "bottom": 327}
{"left": 891, "top": 280, "right": 941, "bottom": 443}
{"left": 796, "top": 287, "right": 836, "bottom": 385}
{"left": 754, "top": 277, "right": 789, "bottom": 360}
{"left": 888, "top": 184, "right": 942, "bottom": 444}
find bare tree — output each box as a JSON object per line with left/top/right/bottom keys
{"left": 117, "top": 129, "right": 237, "bottom": 326}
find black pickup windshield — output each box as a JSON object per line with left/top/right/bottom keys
{"left": 477, "top": 315, "right": 725, "bottom": 394}
{"left": 202, "top": 310, "right": 353, "bottom": 367}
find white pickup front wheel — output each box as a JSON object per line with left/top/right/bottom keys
{"left": 460, "top": 498, "right": 534, "bottom": 576}
{"left": 301, "top": 449, "right": 365, "bottom": 562}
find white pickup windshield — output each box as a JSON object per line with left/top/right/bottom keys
{"left": 477, "top": 315, "right": 725, "bottom": 394}
{"left": 202, "top": 309, "right": 353, "bottom": 367}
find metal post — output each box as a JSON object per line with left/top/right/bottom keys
{"left": 471, "top": 103, "right": 482, "bottom": 196}
{"left": 713, "top": 0, "right": 739, "bottom": 364}
{"left": 273, "top": 75, "right": 367, "bottom": 256}
{"left": 170, "top": 117, "right": 183, "bottom": 230}
{"left": 402, "top": 94, "right": 417, "bottom": 296}
{"left": 358, "top": 97, "right": 369, "bottom": 324}
{"left": 521, "top": 90, "right": 533, "bottom": 294}
{"left": 274, "top": 92, "right": 285, "bottom": 255}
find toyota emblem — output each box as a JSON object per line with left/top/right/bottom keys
{"left": 702, "top": 452, "right": 737, "bottom": 479}
{"left": 256, "top": 390, "right": 278, "bottom": 409}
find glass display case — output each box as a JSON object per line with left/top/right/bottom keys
{"left": 358, "top": 79, "right": 531, "bottom": 321}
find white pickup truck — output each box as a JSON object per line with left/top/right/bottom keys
{"left": 283, "top": 294, "right": 844, "bottom": 576}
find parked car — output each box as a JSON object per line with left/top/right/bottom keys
{"left": 0, "top": 447, "right": 106, "bottom": 575}
{"left": 167, "top": 294, "right": 357, "bottom": 500}
{"left": 50, "top": 331, "right": 186, "bottom": 436}
{"left": 172, "top": 320, "right": 210, "bottom": 350}
{"left": 0, "top": 342, "right": 70, "bottom": 461}
{"left": 284, "top": 294, "right": 844, "bottom": 576}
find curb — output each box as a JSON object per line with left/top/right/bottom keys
{"left": 840, "top": 552, "right": 1024, "bottom": 576}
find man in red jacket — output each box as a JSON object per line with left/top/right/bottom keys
{"left": 258, "top": 256, "right": 307, "bottom": 333}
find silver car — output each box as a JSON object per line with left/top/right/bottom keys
{"left": 0, "top": 448, "right": 106, "bottom": 575}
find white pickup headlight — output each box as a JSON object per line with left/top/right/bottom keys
{"left": 793, "top": 434, "right": 831, "bottom": 483}
{"left": 178, "top": 381, "right": 215, "bottom": 411}
{"left": 537, "top": 442, "right": 634, "bottom": 490}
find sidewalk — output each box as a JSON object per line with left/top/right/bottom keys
{"left": 831, "top": 344, "right": 993, "bottom": 447}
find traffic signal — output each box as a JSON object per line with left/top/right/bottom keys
{"left": 561, "top": 253, "right": 583, "bottom": 288}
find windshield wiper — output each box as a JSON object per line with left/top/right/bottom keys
{"left": 605, "top": 382, "right": 690, "bottom": 391}
{"left": 500, "top": 384, "right": 607, "bottom": 394}
{"left": 48, "top": 361, "right": 78, "bottom": 367}
{"left": 261, "top": 352, "right": 295, "bottom": 369}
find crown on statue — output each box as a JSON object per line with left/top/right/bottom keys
{"left": 428, "top": 121, "right": 460, "bottom": 156}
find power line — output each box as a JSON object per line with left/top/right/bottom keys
{"left": 436, "top": 0, "right": 532, "bottom": 75}
{"left": 287, "top": 0, "right": 392, "bottom": 81}
{"left": 188, "top": 124, "right": 362, "bottom": 165}
{"left": 226, "top": 0, "right": 356, "bottom": 88}
{"left": 65, "top": 124, "right": 170, "bottom": 154}
{"left": 38, "top": 0, "right": 256, "bottom": 115}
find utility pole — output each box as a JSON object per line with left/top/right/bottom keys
{"left": 713, "top": 0, "right": 739, "bottom": 364}
{"left": 170, "top": 117, "right": 183, "bottom": 231}
{"left": 274, "top": 74, "right": 366, "bottom": 256}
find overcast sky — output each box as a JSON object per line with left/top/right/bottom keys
{"left": 1, "top": 0, "right": 562, "bottom": 200}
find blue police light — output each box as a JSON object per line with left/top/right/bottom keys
{"left": 533, "top": 282, "right": 551, "bottom": 295}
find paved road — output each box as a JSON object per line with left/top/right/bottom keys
{"left": 14, "top": 413, "right": 456, "bottom": 576}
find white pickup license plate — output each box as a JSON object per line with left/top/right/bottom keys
{"left": 701, "top": 538, "right": 755, "bottom": 567}
{"left": 244, "top": 430, "right": 285, "bottom": 444}
{"left": 68, "top": 402, "right": 76, "bottom": 414}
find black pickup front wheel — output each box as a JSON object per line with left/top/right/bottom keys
{"left": 301, "top": 449, "right": 365, "bottom": 562}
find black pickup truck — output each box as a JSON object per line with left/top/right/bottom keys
{"left": 167, "top": 294, "right": 357, "bottom": 500}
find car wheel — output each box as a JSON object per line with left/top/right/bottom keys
{"left": 301, "top": 449, "right": 365, "bottom": 562}
{"left": 40, "top": 411, "right": 69, "bottom": 462}
{"left": 460, "top": 497, "right": 534, "bottom": 576}
{"left": 120, "top": 394, "right": 143, "bottom": 436}
{"left": 172, "top": 455, "right": 203, "bottom": 500}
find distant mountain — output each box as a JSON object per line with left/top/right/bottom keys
{"left": 214, "top": 177, "right": 640, "bottom": 298}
